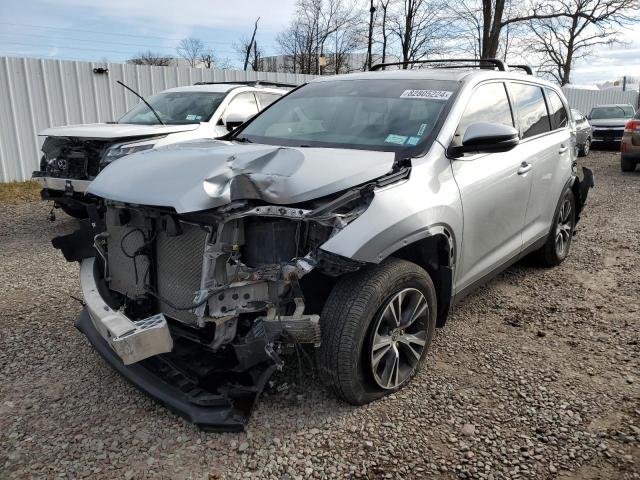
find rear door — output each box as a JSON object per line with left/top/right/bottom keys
{"left": 508, "top": 83, "right": 573, "bottom": 249}
{"left": 450, "top": 82, "right": 533, "bottom": 292}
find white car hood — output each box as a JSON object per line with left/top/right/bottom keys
{"left": 39, "top": 123, "right": 200, "bottom": 139}
{"left": 88, "top": 139, "right": 397, "bottom": 213}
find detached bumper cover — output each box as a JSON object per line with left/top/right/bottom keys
{"left": 75, "top": 310, "right": 248, "bottom": 431}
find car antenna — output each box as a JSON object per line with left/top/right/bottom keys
{"left": 116, "top": 80, "right": 165, "bottom": 126}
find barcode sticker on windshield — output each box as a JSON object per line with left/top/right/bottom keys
{"left": 400, "top": 90, "right": 452, "bottom": 100}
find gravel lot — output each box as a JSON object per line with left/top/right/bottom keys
{"left": 1, "top": 150, "right": 639, "bottom": 479}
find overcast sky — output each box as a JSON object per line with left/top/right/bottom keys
{"left": 0, "top": 0, "right": 638, "bottom": 86}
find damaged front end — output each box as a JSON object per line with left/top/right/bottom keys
{"left": 55, "top": 161, "right": 400, "bottom": 430}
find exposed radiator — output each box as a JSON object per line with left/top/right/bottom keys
{"left": 105, "top": 207, "right": 209, "bottom": 325}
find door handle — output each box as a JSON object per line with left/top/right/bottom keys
{"left": 558, "top": 145, "right": 569, "bottom": 154}
{"left": 517, "top": 162, "right": 532, "bottom": 175}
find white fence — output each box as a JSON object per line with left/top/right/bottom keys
{"left": 0, "top": 56, "right": 316, "bottom": 183}
{"left": 562, "top": 86, "right": 639, "bottom": 115}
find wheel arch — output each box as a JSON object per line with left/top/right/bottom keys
{"left": 386, "top": 226, "right": 456, "bottom": 328}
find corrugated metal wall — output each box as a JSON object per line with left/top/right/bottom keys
{"left": 562, "top": 87, "right": 639, "bottom": 115}
{"left": 0, "top": 56, "right": 316, "bottom": 183}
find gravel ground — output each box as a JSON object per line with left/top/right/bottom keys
{"left": 1, "top": 150, "right": 638, "bottom": 479}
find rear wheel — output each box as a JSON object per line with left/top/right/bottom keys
{"left": 578, "top": 138, "right": 591, "bottom": 157}
{"left": 533, "top": 189, "right": 576, "bottom": 267}
{"left": 621, "top": 156, "right": 637, "bottom": 172}
{"left": 316, "top": 258, "right": 436, "bottom": 405}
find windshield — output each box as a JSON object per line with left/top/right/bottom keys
{"left": 237, "top": 79, "right": 455, "bottom": 151}
{"left": 589, "top": 105, "right": 634, "bottom": 120}
{"left": 119, "top": 91, "right": 226, "bottom": 125}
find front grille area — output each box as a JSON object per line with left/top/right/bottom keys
{"left": 593, "top": 128, "right": 623, "bottom": 140}
{"left": 41, "top": 137, "right": 110, "bottom": 179}
{"left": 105, "top": 207, "right": 210, "bottom": 325}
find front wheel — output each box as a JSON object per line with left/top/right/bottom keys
{"left": 533, "top": 189, "right": 576, "bottom": 267}
{"left": 316, "top": 258, "right": 436, "bottom": 405}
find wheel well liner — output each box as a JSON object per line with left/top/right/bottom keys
{"left": 389, "top": 232, "right": 454, "bottom": 328}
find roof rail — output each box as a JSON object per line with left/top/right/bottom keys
{"left": 193, "top": 80, "right": 298, "bottom": 88}
{"left": 508, "top": 64, "right": 534, "bottom": 75}
{"left": 370, "top": 58, "right": 508, "bottom": 72}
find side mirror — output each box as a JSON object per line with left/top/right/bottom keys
{"left": 450, "top": 122, "right": 519, "bottom": 157}
{"left": 224, "top": 112, "right": 250, "bottom": 131}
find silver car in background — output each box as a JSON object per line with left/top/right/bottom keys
{"left": 588, "top": 104, "right": 636, "bottom": 145}
{"left": 52, "top": 59, "right": 594, "bottom": 431}
{"left": 572, "top": 109, "right": 592, "bottom": 157}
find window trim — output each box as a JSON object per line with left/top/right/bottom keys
{"left": 543, "top": 88, "right": 570, "bottom": 131}
{"left": 445, "top": 80, "right": 516, "bottom": 159}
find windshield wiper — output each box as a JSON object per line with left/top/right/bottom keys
{"left": 116, "top": 80, "right": 165, "bottom": 126}
{"left": 233, "top": 136, "right": 253, "bottom": 143}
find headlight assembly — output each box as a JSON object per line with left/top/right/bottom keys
{"left": 102, "top": 137, "right": 163, "bottom": 164}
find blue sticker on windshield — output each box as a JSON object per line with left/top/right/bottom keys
{"left": 385, "top": 134, "right": 408, "bottom": 145}
{"left": 407, "top": 136, "right": 421, "bottom": 146}
{"left": 417, "top": 124, "right": 427, "bottom": 136}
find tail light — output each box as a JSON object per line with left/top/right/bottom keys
{"left": 624, "top": 120, "right": 640, "bottom": 133}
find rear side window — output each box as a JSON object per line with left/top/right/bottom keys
{"left": 546, "top": 89, "right": 569, "bottom": 129}
{"left": 256, "top": 92, "right": 281, "bottom": 109}
{"left": 510, "top": 83, "right": 551, "bottom": 139}
{"left": 452, "top": 82, "right": 514, "bottom": 147}
{"left": 222, "top": 92, "right": 259, "bottom": 122}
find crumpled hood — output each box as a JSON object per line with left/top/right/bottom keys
{"left": 88, "top": 139, "right": 396, "bottom": 213}
{"left": 589, "top": 118, "right": 629, "bottom": 128}
{"left": 39, "top": 123, "right": 199, "bottom": 139}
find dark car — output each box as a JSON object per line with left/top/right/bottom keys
{"left": 588, "top": 104, "right": 635, "bottom": 145}
{"left": 572, "top": 109, "right": 592, "bottom": 157}
{"left": 621, "top": 109, "right": 640, "bottom": 172}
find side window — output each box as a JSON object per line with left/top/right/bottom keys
{"left": 222, "top": 92, "right": 259, "bottom": 122}
{"left": 452, "top": 82, "right": 514, "bottom": 147}
{"left": 546, "top": 89, "right": 569, "bottom": 130}
{"left": 256, "top": 92, "right": 281, "bottom": 110}
{"left": 510, "top": 83, "right": 551, "bottom": 139}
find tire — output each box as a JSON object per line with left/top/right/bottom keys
{"left": 578, "top": 138, "right": 591, "bottom": 157}
{"left": 621, "top": 156, "right": 637, "bottom": 172}
{"left": 533, "top": 188, "right": 576, "bottom": 267}
{"left": 316, "top": 258, "right": 437, "bottom": 405}
{"left": 58, "top": 202, "right": 89, "bottom": 219}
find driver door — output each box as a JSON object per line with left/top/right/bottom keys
{"left": 450, "top": 82, "right": 532, "bottom": 293}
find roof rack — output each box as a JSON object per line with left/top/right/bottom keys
{"left": 370, "top": 58, "right": 508, "bottom": 72}
{"left": 507, "top": 64, "right": 534, "bottom": 75}
{"left": 193, "top": 80, "right": 298, "bottom": 88}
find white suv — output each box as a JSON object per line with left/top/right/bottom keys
{"left": 32, "top": 82, "right": 289, "bottom": 218}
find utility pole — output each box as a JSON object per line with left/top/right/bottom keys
{"left": 366, "top": 0, "right": 376, "bottom": 70}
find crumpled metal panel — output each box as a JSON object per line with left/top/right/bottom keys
{"left": 87, "top": 139, "right": 396, "bottom": 213}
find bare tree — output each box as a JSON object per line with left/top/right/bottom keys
{"left": 128, "top": 50, "right": 172, "bottom": 66}
{"left": 378, "top": 0, "right": 392, "bottom": 66}
{"left": 199, "top": 49, "right": 217, "bottom": 69}
{"left": 366, "top": 0, "right": 377, "bottom": 70}
{"left": 388, "top": 0, "right": 452, "bottom": 68}
{"left": 530, "top": 0, "right": 638, "bottom": 85}
{"left": 177, "top": 37, "right": 205, "bottom": 67}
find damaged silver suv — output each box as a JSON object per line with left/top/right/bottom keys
{"left": 53, "top": 59, "right": 593, "bottom": 431}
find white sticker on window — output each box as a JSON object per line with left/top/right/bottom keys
{"left": 385, "top": 134, "right": 408, "bottom": 145}
{"left": 400, "top": 90, "right": 452, "bottom": 100}
{"left": 186, "top": 114, "right": 197, "bottom": 120}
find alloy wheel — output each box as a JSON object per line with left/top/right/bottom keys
{"left": 370, "top": 288, "right": 429, "bottom": 390}
{"left": 583, "top": 139, "right": 590, "bottom": 155}
{"left": 555, "top": 198, "right": 573, "bottom": 258}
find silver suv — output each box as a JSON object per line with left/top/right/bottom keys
{"left": 53, "top": 60, "right": 593, "bottom": 431}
